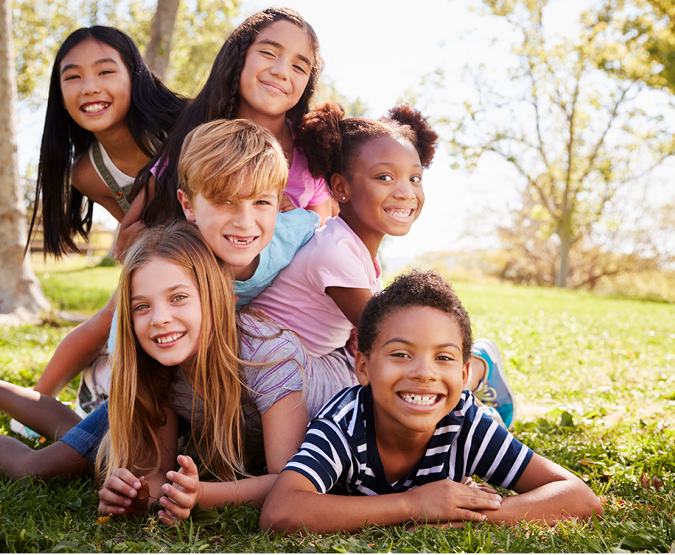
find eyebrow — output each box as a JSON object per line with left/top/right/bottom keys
{"left": 61, "top": 58, "right": 119, "bottom": 75}
{"left": 257, "top": 39, "right": 313, "bottom": 67}
{"left": 382, "top": 338, "right": 461, "bottom": 350}
{"left": 371, "top": 161, "right": 424, "bottom": 170}
{"left": 131, "top": 284, "right": 193, "bottom": 301}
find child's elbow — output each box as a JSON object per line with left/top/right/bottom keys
{"left": 260, "top": 501, "right": 300, "bottom": 535}
{"left": 572, "top": 481, "right": 604, "bottom": 520}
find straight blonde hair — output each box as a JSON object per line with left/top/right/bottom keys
{"left": 96, "top": 221, "right": 245, "bottom": 482}
{"left": 177, "top": 118, "right": 288, "bottom": 206}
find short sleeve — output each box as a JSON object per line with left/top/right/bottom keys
{"left": 307, "top": 234, "right": 373, "bottom": 291}
{"left": 283, "top": 419, "right": 353, "bottom": 494}
{"left": 462, "top": 403, "right": 533, "bottom": 489}
{"left": 238, "top": 314, "right": 308, "bottom": 415}
{"left": 306, "top": 176, "right": 330, "bottom": 207}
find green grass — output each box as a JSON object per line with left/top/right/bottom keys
{"left": 1, "top": 260, "right": 674, "bottom": 552}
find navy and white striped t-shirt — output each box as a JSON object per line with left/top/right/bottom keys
{"left": 284, "top": 385, "right": 533, "bottom": 495}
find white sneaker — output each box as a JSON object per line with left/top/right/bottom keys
{"left": 75, "top": 350, "right": 111, "bottom": 418}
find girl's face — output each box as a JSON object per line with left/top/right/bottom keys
{"left": 237, "top": 20, "right": 314, "bottom": 122}
{"left": 131, "top": 258, "right": 203, "bottom": 374}
{"left": 339, "top": 136, "right": 425, "bottom": 248}
{"left": 60, "top": 38, "right": 132, "bottom": 135}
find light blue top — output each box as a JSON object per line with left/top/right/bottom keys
{"left": 108, "top": 209, "right": 320, "bottom": 353}
{"left": 235, "top": 208, "right": 319, "bottom": 306}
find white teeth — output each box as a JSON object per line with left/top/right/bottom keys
{"left": 227, "top": 236, "right": 255, "bottom": 245}
{"left": 400, "top": 393, "right": 439, "bottom": 406}
{"left": 385, "top": 209, "right": 413, "bottom": 217}
{"left": 82, "top": 103, "right": 109, "bottom": 113}
{"left": 154, "top": 332, "right": 185, "bottom": 344}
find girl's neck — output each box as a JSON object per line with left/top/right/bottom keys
{"left": 94, "top": 124, "right": 150, "bottom": 172}
{"left": 338, "top": 213, "right": 384, "bottom": 261}
{"left": 236, "top": 108, "right": 294, "bottom": 163}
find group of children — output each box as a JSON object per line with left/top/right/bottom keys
{"left": 0, "top": 7, "right": 602, "bottom": 532}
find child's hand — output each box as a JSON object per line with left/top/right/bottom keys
{"left": 158, "top": 455, "right": 201, "bottom": 526}
{"left": 114, "top": 221, "right": 145, "bottom": 261}
{"left": 278, "top": 193, "right": 296, "bottom": 213}
{"left": 461, "top": 476, "right": 498, "bottom": 495}
{"left": 407, "top": 478, "right": 502, "bottom": 525}
{"left": 98, "top": 469, "right": 151, "bottom": 516}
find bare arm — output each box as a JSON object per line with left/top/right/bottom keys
{"left": 481, "top": 453, "right": 603, "bottom": 525}
{"left": 324, "top": 287, "right": 373, "bottom": 328}
{"left": 71, "top": 155, "right": 125, "bottom": 223}
{"left": 306, "top": 199, "right": 331, "bottom": 226}
{"left": 115, "top": 176, "right": 156, "bottom": 259}
{"left": 34, "top": 293, "right": 116, "bottom": 397}
{"left": 261, "top": 470, "right": 502, "bottom": 534}
{"left": 182, "top": 391, "right": 310, "bottom": 511}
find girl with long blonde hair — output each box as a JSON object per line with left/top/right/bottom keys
{"left": 96, "top": 221, "right": 310, "bottom": 524}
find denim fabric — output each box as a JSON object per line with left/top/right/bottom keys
{"left": 59, "top": 400, "right": 109, "bottom": 466}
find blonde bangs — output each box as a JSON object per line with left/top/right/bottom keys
{"left": 178, "top": 119, "right": 288, "bottom": 205}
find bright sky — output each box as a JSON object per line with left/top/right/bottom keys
{"left": 19, "top": 0, "right": 669, "bottom": 270}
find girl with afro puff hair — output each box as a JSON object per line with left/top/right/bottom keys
{"left": 249, "top": 101, "right": 517, "bottom": 428}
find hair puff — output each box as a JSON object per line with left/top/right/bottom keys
{"left": 386, "top": 105, "right": 438, "bottom": 168}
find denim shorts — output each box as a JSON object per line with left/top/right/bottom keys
{"left": 59, "top": 400, "right": 109, "bottom": 466}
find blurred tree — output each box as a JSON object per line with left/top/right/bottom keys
{"left": 1, "top": 0, "right": 49, "bottom": 322}
{"left": 12, "top": 0, "right": 241, "bottom": 101}
{"left": 317, "top": 76, "right": 368, "bottom": 117}
{"left": 144, "top": 0, "right": 179, "bottom": 81}
{"left": 591, "top": 0, "right": 675, "bottom": 94}
{"left": 413, "top": 0, "right": 675, "bottom": 288}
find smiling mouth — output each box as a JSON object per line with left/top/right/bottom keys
{"left": 262, "top": 81, "right": 287, "bottom": 94}
{"left": 226, "top": 236, "right": 257, "bottom": 246}
{"left": 385, "top": 208, "right": 414, "bottom": 218}
{"left": 81, "top": 102, "right": 110, "bottom": 113}
{"left": 399, "top": 392, "right": 441, "bottom": 406}
{"left": 154, "top": 332, "right": 185, "bottom": 344}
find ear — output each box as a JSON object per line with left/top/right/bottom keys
{"left": 330, "top": 173, "right": 350, "bottom": 204}
{"left": 462, "top": 359, "right": 471, "bottom": 386}
{"left": 177, "top": 189, "right": 196, "bottom": 222}
{"left": 354, "top": 351, "right": 370, "bottom": 386}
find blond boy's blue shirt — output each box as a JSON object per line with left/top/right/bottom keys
{"left": 108, "top": 209, "right": 320, "bottom": 353}
{"left": 235, "top": 208, "right": 320, "bottom": 307}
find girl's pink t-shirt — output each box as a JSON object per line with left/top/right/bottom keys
{"left": 285, "top": 148, "right": 331, "bottom": 209}
{"left": 248, "top": 217, "right": 382, "bottom": 357}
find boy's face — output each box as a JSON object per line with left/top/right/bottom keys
{"left": 178, "top": 181, "right": 279, "bottom": 281}
{"left": 355, "top": 306, "right": 470, "bottom": 439}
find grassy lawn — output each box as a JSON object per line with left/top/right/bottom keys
{"left": 1, "top": 258, "right": 673, "bottom": 552}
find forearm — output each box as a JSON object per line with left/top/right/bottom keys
{"left": 34, "top": 299, "right": 114, "bottom": 397}
{"left": 261, "top": 487, "right": 416, "bottom": 534}
{"left": 199, "top": 475, "right": 279, "bottom": 509}
{"left": 482, "top": 479, "right": 603, "bottom": 525}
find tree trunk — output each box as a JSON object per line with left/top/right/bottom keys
{"left": 0, "top": 0, "right": 50, "bottom": 323}
{"left": 145, "top": 0, "right": 180, "bottom": 81}
{"left": 555, "top": 229, "right": 572, "bottom": 288}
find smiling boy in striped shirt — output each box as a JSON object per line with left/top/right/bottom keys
{"left": 261, "top": 270, "right": 603, "bottom": 533}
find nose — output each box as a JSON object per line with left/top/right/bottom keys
{"left": 269, "top": 56, "right": 290, "bottom": 80}
{"left": 81, "top": 74, "right": 101, "bottom": 96}
{"left": 407, "top": 357, "right": 438, "bottom": 382}
{"left": 393, "top": 179, "right": 418, "bottom": 201}
{"left": 232, "top": 202, "right": 256, "bottom": 230}
{"left": 150, "top": 303, "right": 172, "bottom": 327}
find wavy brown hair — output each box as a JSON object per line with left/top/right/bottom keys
{"left": 135, "top": 7, "right": 323, "bottom": 226}
{"left": 96, "top": 221, "right": 245, "bottom": 482}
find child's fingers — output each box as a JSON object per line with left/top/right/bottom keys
{"left": 159, "top": 495, "right": 191, "bottom": 521}
{"left": 103, "top": 475, "right": 140, "bottom": 499}
{"left": 109, "top": 469, "right": 142, "bottom": 491}
{"left": 158, "top": 508, "right": 181, "bottom": 526}
{"left": 99, "top": 489, "right": 134, "bottom": 511}
{"left": 176, "top": 454, "right": 198, "bottom": 475}
{"left": 161, "top": 483, "right": 196, "bottom": 508}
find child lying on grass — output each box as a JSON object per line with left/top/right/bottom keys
{"left": 260, "top": 271, "right": 603, "bottom": 533}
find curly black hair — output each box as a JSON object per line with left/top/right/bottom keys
{"left": 357, "top": 270, "right": 473, "bottom": 363}
{"left": 295, "top": 100, "right": 438, "bottom": 186}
